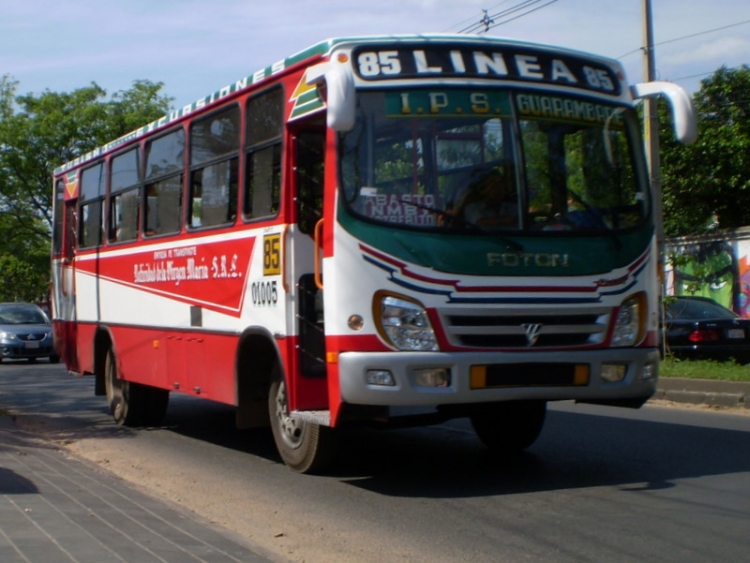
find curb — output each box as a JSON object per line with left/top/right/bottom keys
{"left": 654, "top": 378, "right": 750, "bottom": 410}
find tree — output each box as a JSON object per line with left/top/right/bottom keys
{"left": 659, "top": 65, "right": 750, "bottom": 236}
{"left": 0, "top": 76, "right": 172, "bottom": 301}
{"left": 0, "top": 254, "right": 48, "bottom": 303}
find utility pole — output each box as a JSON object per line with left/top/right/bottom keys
{"left": 642, "top": 0, "right": 665, "bottom": 285}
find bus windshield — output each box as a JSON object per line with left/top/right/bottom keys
{"left": 339, "top": 89, "right": 648, "bottom": 234}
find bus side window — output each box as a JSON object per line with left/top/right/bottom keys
{"left": 52, "top": 180, "right": 65, "bottom": 255}
{"left": 109, "top": 147, "right": 140, "bottom": 243}
{"left": 245, "top": 145, "right": 280, "bottom": 220}
{"left": 80, "top": 200, "right": 103, "bottom": 248}
{"left": 244, "top": 87, "right": 283, "bottom": 221}
{"left": 144, "top": 128, "right": 185, "bottom": 236}
{"left": 189, "top": 105, "right": 240, "bottom": 229}
{"left": 110, "top": 189, "right": 139, "bottom": 242}
{"left": 65, "top": 203, "right": 76, "bottom": 262}
{"left": 79, "top": 162, "right": 105, "bottom": 248}
{"left": 190, "top": 160, "right": 239, "bottom": 228}
{"left": 145, "top": 178, "right": 182, "bottom": 236}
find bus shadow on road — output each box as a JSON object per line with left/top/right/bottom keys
{"left": 162, "top": 394, "right": 280, "bottom": 462}
{"left": 152, "top": 395, "right": 750, "bottom": 499}
{"left": 330, "top": 408, "right": 750, "bottom": 498}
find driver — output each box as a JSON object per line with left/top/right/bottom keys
{"left": 461, "top": 168, "right": 519, "bottom": 228}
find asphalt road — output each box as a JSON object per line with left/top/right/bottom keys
{"left": 2, "top": 362, "right": 749, "bottom": 563}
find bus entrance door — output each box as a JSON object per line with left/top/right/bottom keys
{"left": 57, "top": 200, "right": 79, "bottom": 372}
{"left": 289, "top": 128, "right": 328, "bottom": 411}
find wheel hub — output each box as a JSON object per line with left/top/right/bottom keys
{"left": 274, "top": 381, "right": 305, "bottom": 449}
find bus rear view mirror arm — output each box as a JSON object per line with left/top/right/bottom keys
{"left": 631, "top": 81, "right": 698, "bottom": 144}
{"left": 307, "top": 61, "right": 356, "bottom": 132}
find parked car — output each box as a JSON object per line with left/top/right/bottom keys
{"left": 0, "top": 302, "right": 59, "bottom": 364}
{"left": 664, "top": 296, "right": 750, "bottom": 364}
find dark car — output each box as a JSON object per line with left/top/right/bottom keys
{"left": 0, "top": 302, "right": 59, "bottom": 364}
{"left": 664, "top": 296, "right": 750, "bottom": 364}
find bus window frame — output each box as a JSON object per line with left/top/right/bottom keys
{"left": 52, "top": 179, "right": 66, "bottom": 255}
{"left": 187, "top": 102, "right": 241, "bottom": 232}
{"left": 78, "top": 161, "right": 106, "bottom": 249}
{"left": 242, "top": 85, "right": 285, "bottom": 224}
{"left": 108, "top": 145, "right": 142, "bottom": 245}
{"left": 143, "top": 126, "right": 187, "bottom": 239}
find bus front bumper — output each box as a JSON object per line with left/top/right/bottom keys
{"left": 337, "top": 348, "right": 659, "bottom": 407}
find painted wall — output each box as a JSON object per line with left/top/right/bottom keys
{"left": 665, "top": 227, "right": 750, "bottom": 317}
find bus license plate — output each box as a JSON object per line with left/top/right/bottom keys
{"left": 727, "top": 329, "right": 745, "bottom": 339}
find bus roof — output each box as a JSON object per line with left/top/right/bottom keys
{"left": 54, "top": 34, "right": 621, "bottom": 175}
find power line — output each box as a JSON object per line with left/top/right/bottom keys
{"left": 489, "top": 0, "right": 559, "bottom": 31}
{"left": 457, "top": 0, "right": 559, "bottom": 35}
{"left": 670, "top": 71, "right": 715, "bottom": 83}
{"left": 669, "top": 67, "right": 750, "bottom": 85}
{"left": 458, "top": 1, "right": 541, "bottom": 34}
{"left": 618, "top": 18, "right": 750, "bottom": 59}
{"left": 444, "top": 1, "right": 516, "bottom": 32}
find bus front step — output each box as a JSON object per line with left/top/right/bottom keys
{"left": 291, "top": 410, "right": 331, "bottom": 426}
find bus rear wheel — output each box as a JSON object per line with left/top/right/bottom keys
{"left": 268, "top": 369, "right": 337, "bottom": 473}
{"left": 470, "top": 400, "right": 547, "bottom": 452}
{"left": 104, "top": 349, "right": 169, "bottom": 427}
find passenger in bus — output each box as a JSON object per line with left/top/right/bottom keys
{"left": 460, "top": 168, "right": 519, "bottom": 228}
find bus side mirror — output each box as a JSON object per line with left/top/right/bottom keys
{"left": 631, "top": 81, "right": 698, "bottom": 145}
{"left": 306, "top": 61, "right": 356, "bottom": 132}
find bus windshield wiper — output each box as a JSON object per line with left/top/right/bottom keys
{"left": 402, "top": 200, "right": 523, "bottom": 252}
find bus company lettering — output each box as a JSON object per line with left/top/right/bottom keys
{"left": 133, "top": 258, "right": 209, "bottom": 286}
{"left": 516, "top": 94, "right": 623, "bottom": 125}
{"left": 487, "top": 252, "right": 569, "bottom": 268}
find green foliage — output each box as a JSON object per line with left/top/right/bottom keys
{"left": 659, "top": 65, "right": 750, "bottom": 236}
{"left": 0, "top": 254, "right": 48, "bottom": 302}
{"left": 0, "top": 75, "right": 173, "bottom": 297}
{"left": 660, "top": 357, "right": 750, "bottom": 382}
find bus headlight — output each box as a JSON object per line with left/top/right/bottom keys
{"left": 611, "top": 293, "right": 646, "bottom": 347}
{"left": 376, "top": 294, "right": 438, "bottom": 351}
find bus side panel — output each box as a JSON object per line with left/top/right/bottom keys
{"left": 110, "top": 326, "right": 168, "bottom": 390}
{"left": 282, "top": 335, "right": 329, "bottom": 412}
{"left": 111, "top": 326, "right": 239, "bottom": 405}
{"left": 75, "top": 322, "right": 97, "bottom": 375}
{"left": 326, "top": 362, "right": 343, "bottom": 426}
{"left": 52, "top": 320, "right": 77, "bottom": 371}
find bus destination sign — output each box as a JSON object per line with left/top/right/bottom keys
{"left": 352, "top": 43, "right": 622, "bottom": 97}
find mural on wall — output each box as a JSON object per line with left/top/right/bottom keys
{"left": 665, "top": 230, "right": 750, "bottom": 317}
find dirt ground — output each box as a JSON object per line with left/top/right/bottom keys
{"left": 51, "top": 400, "right": 750, "bottom": 562}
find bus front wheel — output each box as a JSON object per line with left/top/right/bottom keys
{"left": 470, "top": 400, "right": 547, "bottom": 452}
{"left": 104, "top": 349, "right": 169, "bottom": 427}
{"left": 268, "top": 369, "right": 337, "bottom": 473}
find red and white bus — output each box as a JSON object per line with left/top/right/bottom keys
{"left": 51, "top": 35, "right": 697, "bottom": 472}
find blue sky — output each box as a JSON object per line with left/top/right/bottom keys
{"left": 2, "top": 0, "right": 749, "bottom": 109}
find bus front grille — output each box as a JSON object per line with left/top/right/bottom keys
{"left": 441, "top": 308, "right": 611, "bottom": 349}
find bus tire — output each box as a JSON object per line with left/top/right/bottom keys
{"left": 104, "top": 348, "right": 169, "bottom": 427}
{"left": 470, "top": 400, "right": 547, "bottom": 452}
{"left": 268, "top": 367, "right": 337, "bottom": 474}
{"left": 139, "top": 385, "right": 170, "bottom": 427}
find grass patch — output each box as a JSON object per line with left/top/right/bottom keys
{"left": 660, "top": 357, "right": 750, "bottom": 382}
